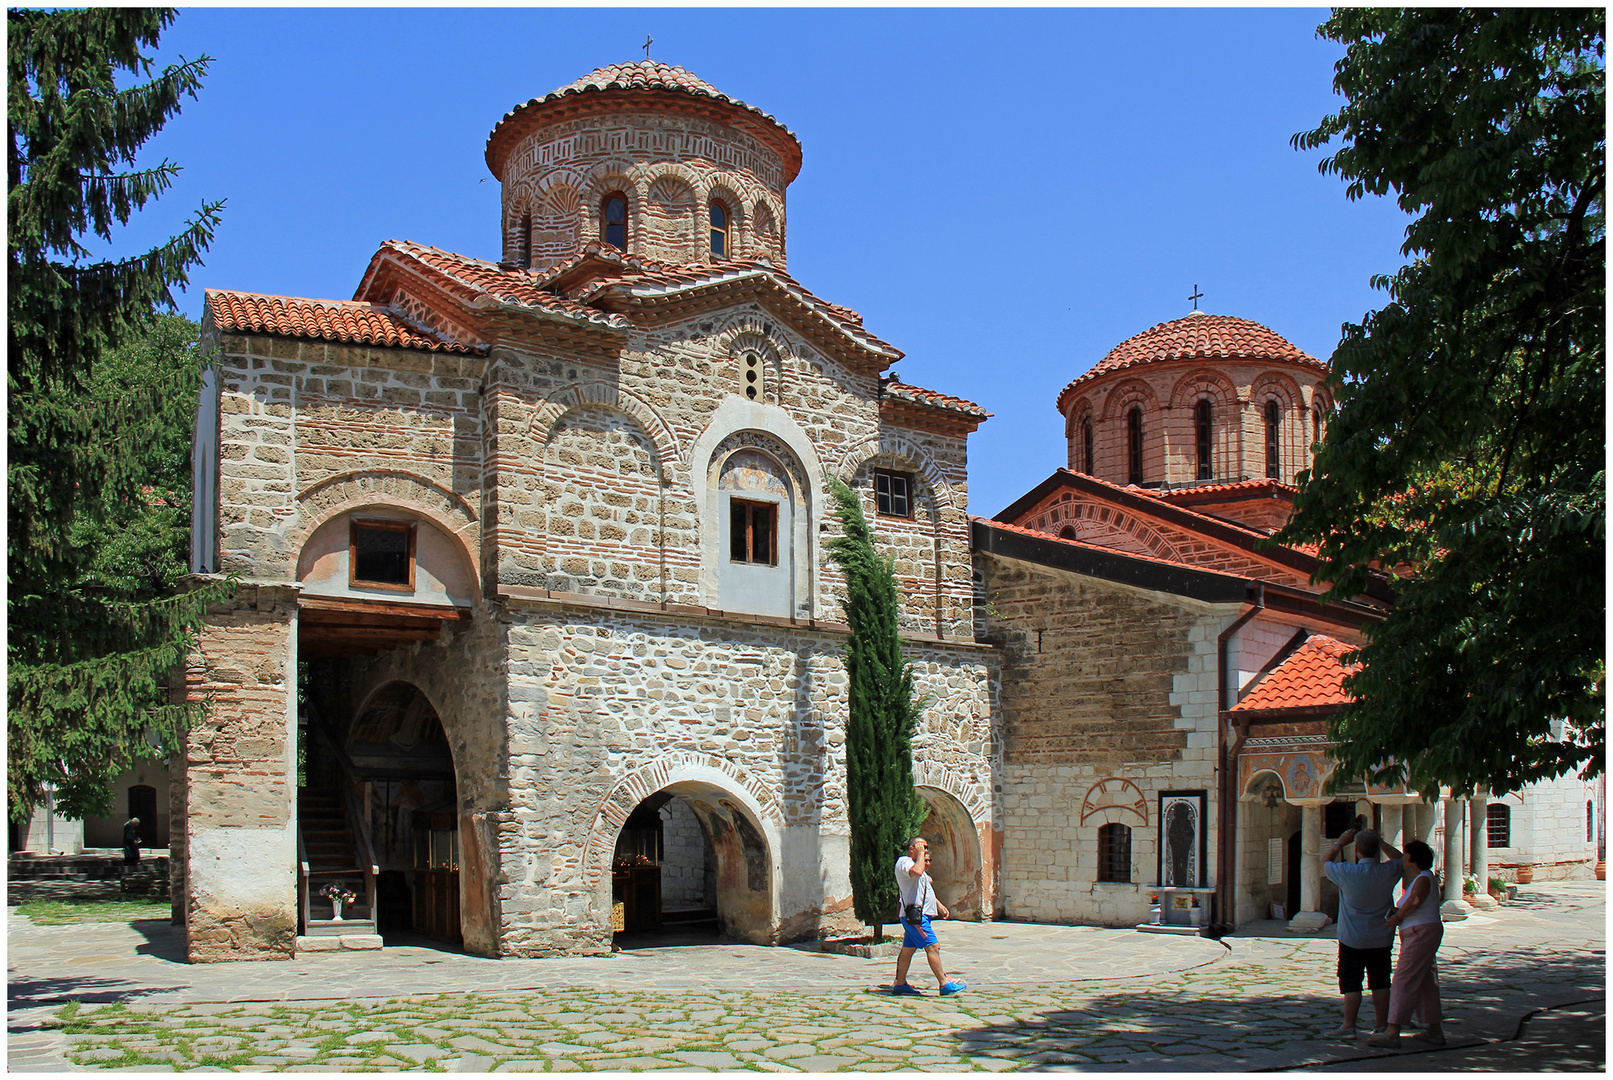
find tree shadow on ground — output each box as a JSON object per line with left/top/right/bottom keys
{"left": 8, "top": 975, "right": 186, "bottom": 1008}
{"left": 947, "top": 942, "right": 1604, "bottom": 1070}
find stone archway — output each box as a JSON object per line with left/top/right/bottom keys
{"left": 917, "top": 787, "right": 984, "bottom": 920}
{"left": 609, "top": 780, "right": 775, "bottom": 945}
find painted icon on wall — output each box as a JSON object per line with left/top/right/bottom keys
{"left": 1159, "top": 790, "right": 1208, "bottom": 888}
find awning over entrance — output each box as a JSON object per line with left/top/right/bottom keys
{"left": 298, "top": 596, "right": 471, "bottom": 659}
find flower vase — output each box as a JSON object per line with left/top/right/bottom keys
{"left": 331, "top": 900, "right": 344, "bottom": 921}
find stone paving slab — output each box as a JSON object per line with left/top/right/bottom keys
{"left": 7, "top": 883, "right": 1604, "bottom": 1072}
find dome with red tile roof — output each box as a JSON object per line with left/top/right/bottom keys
{"left": 486, "top": 61, "right": 801, "bottom": 184}
{"left": 1056, "top": 312, "right": 1323, "bottom": 412}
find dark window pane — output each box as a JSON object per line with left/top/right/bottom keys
{"left": 354, "top": 525, "right": 409, "bottom": 584}
{"left": 751, "top": 505, "right": 772, "bottom": 564}
{"left": 604, "top": 195, "right": 627, "bottom": 249}
{"left": 875, "top": 472, "right": 891, "bottom": 515}
{"left": 1487, "top": 803, "right": 1510, "bottom": 847}
{"left": 1128, "top": 408, "right": 1144, "bottom": 485}
{"left": 730, "top": 504, "right": 749, "bottom": 561}
{"left": 710, "top": 202, "right": 725, "bottom": 228}
{"left": 891, "top": 475, "right": 909, "bottom": 517}
{"left": 1082, "top": 419, "right": 1093, "bottom": 475}
{"left": 1098, "top": 823, "right": 1131, "bottom": 883}
{"left": 1196, "top": 399, "right": 1213, "bottom": 481}
{"left": 1266, "top": 400, "right": 1280, "bottom": 479}
{"left": 711, "top": 228, "right": 725, "bottom": 257}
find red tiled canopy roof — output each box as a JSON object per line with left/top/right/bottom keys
{"left": 1056, "top": 312, "right": 1327, "bottom": 413}
{"left": 1230, "top": 634, "right": 1360, "bottom": 715}
{"left": 882, "top": 376, "right": 990, "bottom": 420}
{"left": 205, "top": 290, "right": 483, "bottom": 354}
{"left": 487, "top": 61, "right": 802, "bottom": 183}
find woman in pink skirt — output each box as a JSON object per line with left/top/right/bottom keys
{"left": 1369, "top": 839, "right": 1446, "bottom": 1046}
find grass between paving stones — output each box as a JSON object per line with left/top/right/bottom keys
{"left": 15, "top": 895, "right": 171, "bottom": 925}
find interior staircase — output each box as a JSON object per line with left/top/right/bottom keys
{"left": 298, "top": 786, "right": 376, "bottom": 937}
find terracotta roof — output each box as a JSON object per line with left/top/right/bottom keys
{"left": 974, "top": 515, "right": 1250, "bottom": 580}
{"left": 1057, "top": 312, "right": 1327, "bottom": 412}
{"left": 882, "top": 376, "right": 990, "bottom": 419}
{"left": 357, "top": 241, "right": 631, "bottom": 330}
{"left": 205, "top": 290, "right": 482, "bottom": 354}
{"left": 487, "top": 61, "right": 801, "bottom": 183}
{"left": 1154, "top": 478, "right": 1297, "bottom": 501}
{"left": 575, "top": 257, "right": 903, "bottom": 362}
{"left": 1230, "top": 634, "right": 1360, "bottom": 714}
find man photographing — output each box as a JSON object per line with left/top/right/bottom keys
{"left": 890, "top": 837, "right": 966, "bottom": 996}
{"left": 1322, "top": 827, "right": 1404, "bottom": 1038}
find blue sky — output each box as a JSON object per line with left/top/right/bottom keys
{"left": 120, "top": 7, "right": 1412, "bottom": 518}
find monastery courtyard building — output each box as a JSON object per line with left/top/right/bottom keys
{"left": 180, "top": 62, "right": 1602, "bottom": 962}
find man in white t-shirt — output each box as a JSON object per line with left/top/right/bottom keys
{"left": 890, "top": 837, "right": 966, "bottom": 996}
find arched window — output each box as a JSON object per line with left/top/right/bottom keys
{"left": 519, "top": 213, "right": 532, "bottom": 270}
{"left": 1195, "top": 399, "right": 1213, "bottom": 481}
{"left": 1487, "top": 803, "right": 1511, "bottom": 848}
{"left": 1081, "top": 418, "right": 1094, "bottom": 475}
{"left": 709, "top": 200, "right": 729, "bottom": 257}
{"left": 1590, "top": 800, "right": 1596, "bottom": 842}
{"left": 1265, "top": 399, "right": 1281, "bottom": 479}
{"left": 1127, "top": 407, "right": 1144, "bottom": 486}
{"left": 1313, "top": 406, "right": 1323, "bottom": 450}
{"left": 601, "top": 193, "right": 628, "bottom": 249}
{"left": 1059, "top": 525, "right": 1077, "bottom": 541}
{"left": 1098, "top": 823, "right": 1132, "bottom": 883}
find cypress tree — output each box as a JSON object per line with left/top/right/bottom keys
{"left": 8, "top": 9, "right": 228, "bottom": 822}
{"left": 826, "top": 476, "right": 927, "bottom": 940}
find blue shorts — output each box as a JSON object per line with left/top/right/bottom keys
{"left": 902, "top": 915, "right": 938, "bottom": 950}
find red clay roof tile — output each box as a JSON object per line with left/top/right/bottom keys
{"left": 1230, "top": 634, "right": 1360, "bottom": 714}
{"left": 882, "top": 376, "right": 991, "bottom": 419}
{"left": 1056, "top": 312, "right": 1327, "bottom": 412}
{"left": 973, "top": 515, "right": 1250, "bottom": 580}
{"left": 368, "top": 240, "right": 630, "bottom": 329}
{"left": 205, "top": 290, "right": 482, "bottom": 354}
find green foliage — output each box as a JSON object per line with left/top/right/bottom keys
{"left": 8, "top": 10, "right": 229, "bottom": 821}
{"left": 1280, "top": 9, "right": 1604, "bottom": 798}
{"left": 825, "top": 476, "right": 927, "bottom": 934}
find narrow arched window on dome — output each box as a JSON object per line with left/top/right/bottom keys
{"left": 1265, "top": 399, "right": 1281, "bottom": 479}
{"left": 1312, "top": 405, "right": 1324, "bottom": 453}
{"left": 601, "top": 193, "right": 628, "bottom": 249}
{"left": 1195, "top": 399, "right": 1213, "bottom": 481}
{"left": 709, "top": 200, "right": 729, "bottom": 258}
{"left": 1127, "top": 407, "right": 1144, "bottom": 486}
{"left": 519, "top": 213, "right": 532, "bottom": 270}
{"left": 1081, "top": 418, "right": 1094, "bottom": 475}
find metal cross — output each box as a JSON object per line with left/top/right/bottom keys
{"left": 643, "top": 35, "right": 653, "bottom": 60}
{"left": 1189, "top": 284, "right": 1204, "bottom": 311}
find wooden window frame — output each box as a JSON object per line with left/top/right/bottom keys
{"left": 1265, "top": 399, "right": 1281, "bottom": 479}
{"left": 709, "top": 199, "right": 729, "bottom": 258}
{"left": 1097, "top": 822, "right": 1132, "bottom": 883}
{"left": 729, "top": 497, "right": 778, "bottom": 566}
{"left": 349, "top": 517, "right": 417, "bottom": 591}
{"left": 1487, "top": 802, "right": 1511, "bottom": 848}
{"left": 874, "top": 469, "right": 912, "bottom": 519}
{"left": 1195, "top": 398, "right": 1213, "bottom": 481}
{"left": 601, "top": 192, "right": 629, "bottom": 250}
{"left": 1127, "top": 406, "right": 1144, "bottom": 486}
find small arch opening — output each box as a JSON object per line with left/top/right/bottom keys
{"left": 1195, "top": 398, "right": 1213, "bottom": 481}
{"left": 916, "top": 787, "right": 984, "bottom": 919}
{"left": 1265, "top": 399, "right": 1281, "bottom": 479}
{"left": 601, "top": 192, "right": 628, "bottom": 249}
{"left": 1081, "top": 418, "right": 1094, "bottom": 475}
{"left": 1127, "top": 406, "right": 1144, "bottom": 485}
{"left": 709, "top": 199, "right": 729, "bottom": 258}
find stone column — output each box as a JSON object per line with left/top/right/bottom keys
{"left": 1469, "top": 791, "right": 1497, "bottom": 909}
{"left": 1381, "top": 803, "right": 1404, "bottom": 853}
{"left": 1288, "top": 804, "right": 1332, "bottom": 932}
{"left": 1440, "top": 797, "right": 1469, "bottom": 921}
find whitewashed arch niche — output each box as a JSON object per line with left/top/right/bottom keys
{"left": 710, "top": 433, "right": 809, "bottom": 619}
{"left": 296, "top": 507, "right": 476, "bottom": 608}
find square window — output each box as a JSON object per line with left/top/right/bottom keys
{"left": 874, "top": 470, "right": 911, "bottom": 518}
{"left": 1487, "top": 803, "right": 1511, "bottom": 848}
{"left": 1098, "top": 823, "right": 1132, "bottom": 883}
{"left": 350, "top": 518, "right": 416, "bottom": 590}
{"left": 729, "top": 498, "right": 777, "bottom": 565}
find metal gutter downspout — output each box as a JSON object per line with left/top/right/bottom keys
{"left": 1214, "top": 582, "right": 1264, "bottom": 933}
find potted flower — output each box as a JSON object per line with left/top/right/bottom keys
{"left": 320, "top": 882, "right": 357, "bottom": 921}
{"left": 1488, "top": 875, "right": 1506, "bottom": 902}
{"left": 1461, "top": 873, "right": 1481, "bottom": 903}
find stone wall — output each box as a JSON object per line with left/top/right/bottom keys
{"left": 180, "top": 584, "right": 298, "bottom": 962}
{"left": 660, "top": 796, "right": 716, "bottom": 908}
{"left": 979, "top": 550, "right": 1238, "bottom": 927}
{"left": 1487, "top": 774, "right": 1602, "bottom": 880}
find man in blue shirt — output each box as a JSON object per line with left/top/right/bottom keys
{"left": 1323, "top": 827, "right": 1404, "bottom": 1038}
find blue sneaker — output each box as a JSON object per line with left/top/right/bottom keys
{"left": 940, "top": 980, "right": 967, "bottom": 995}
{"left": 889, "top": 982, "right": 922, "bottom": 996}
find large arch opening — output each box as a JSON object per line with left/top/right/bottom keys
{"left": 917, "top": 787, "right": 984, "bottom": 920}
{"left": 610, "top": 780, "right": 773, "bottom": 947}
{"left": 298, "top": 676, "right": 466, "bottom": 951}
{"left": 1237, "top": 769, "right": 1303, "bottom": 924}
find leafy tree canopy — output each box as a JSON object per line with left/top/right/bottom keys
{"left": 1279, "top": 9, "right": 1604, "bottom": 798}
{"left": 826, "top": 476, "right": 927, "bottom": 936}
{"left": 8, "top": 9, "right": 227, "bottom": 821}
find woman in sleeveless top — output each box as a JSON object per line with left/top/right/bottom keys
{"left": 1369, "top": 839, "right": 1446, "bottom": 1046}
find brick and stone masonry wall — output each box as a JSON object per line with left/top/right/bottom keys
{"left": 1488, "top": 773, "right": 1602, "bottom": 880}
{"left": 180, "top": 583, "right": 299, "bottom": 962}
{"left": 978, "top": 551, "right": 1240, "bottom": 928}
{"left": 1064, "top": 361, "right": 1328, "bottom": 490}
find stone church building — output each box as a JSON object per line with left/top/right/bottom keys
{"left": 179, "top": 61, "right": 1600, "bottom": 962}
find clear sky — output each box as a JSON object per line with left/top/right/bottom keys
{"left": 118, "top": 7, "right": 1413, "bottom": 518}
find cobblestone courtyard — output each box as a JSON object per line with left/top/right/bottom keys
{"left": 9, "top": 882, "right": 1604, "bottom": 1071}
